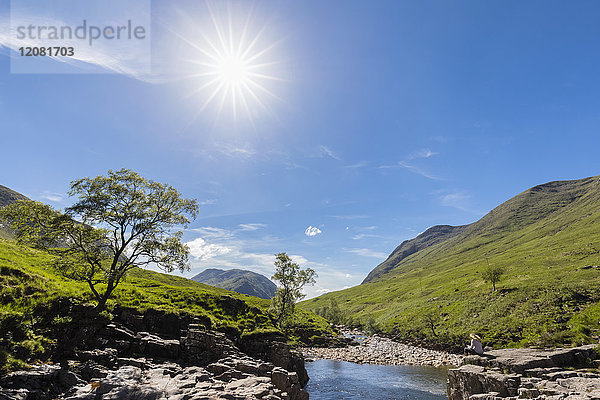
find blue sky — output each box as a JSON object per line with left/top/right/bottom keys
{"left": 1, "top": 0, "right": 600, "bottom": 298}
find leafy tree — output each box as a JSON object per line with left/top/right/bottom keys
{"left": 271, "top": 252, "right": 316, "bottom": 325}
{"left": 422, "top": 310, "right": 439, "bottom": 337}
{"left": 482, "top": 264, "right": 505, "bottom": 291}
{"left": 363, "top": 316, "right": 380, "bottom": 335}
{"left": 325, "top": 298, "right": 346, "bottom": 325}
{"left": 313, "top": 298, "right": 346, "bottom": 325}
{"left": 0, "top": 169, "right": 198, "bottom": 310}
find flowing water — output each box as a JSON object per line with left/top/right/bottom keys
{"left": 305, "top": 359, "right": 448, "bottom": 399}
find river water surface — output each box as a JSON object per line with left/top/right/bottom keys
{"left": 305, "top": 359, "right": 448, "bottom": 399}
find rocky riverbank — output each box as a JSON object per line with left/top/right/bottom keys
{"left": 0, "top": 354, "right": 305, "bottom": 400}
{"left": 301, "top": 334, "right": 464, "bottom": 367}
{"left": 0, "top": 306, "right": 309, "bottom": 400}
{"left": 447, "top": 344, "right": 600, "bottom": 400}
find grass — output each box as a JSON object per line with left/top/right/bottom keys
{"left": 300, "top": 176, "right": 600, "bottom": 350}
{"left": 0, "top": 238, "right": 335, "bottom": 374}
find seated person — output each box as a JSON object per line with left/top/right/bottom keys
{"left": 464, "top": 333, "right": 483, "bottom": 355}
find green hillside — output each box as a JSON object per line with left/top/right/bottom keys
{"left": 300, "top": 176, "right": 600, "bottom": 349}
{"left": 0, "top": 238, "right": 333, "bottom": 374}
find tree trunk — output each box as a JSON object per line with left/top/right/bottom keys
{"left": 95, "top": 281, "right": 115, "bottom": 311}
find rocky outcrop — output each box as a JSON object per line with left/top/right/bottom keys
{"left": 240, "top": 331, "right": 309, "bottom": 386}
{"left": 0, "top": 360, "right": 308, "bottom": 400}
{"left": 0, "top": 310, "right": 310, "bottom": 400}
{"left": 302, "top": 334, "right": 463, "bottom": 367}
{"left": 447, "top": 345, "right": 600, "bottom": 400}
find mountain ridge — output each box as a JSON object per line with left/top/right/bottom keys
{"left": 192, "top": 268, "right": 277, "bottom": 299}
{"left": 302, "top": 175, "right": 600, "bottom": 348}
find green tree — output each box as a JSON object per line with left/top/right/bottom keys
{"left": 325, "top": 298, "right": 346, "bottom": 325}
{"left": 422, "top": 310, "right": 439, "bottom": 337}
{"left": 271, "top": 252, "right": 316, "bottom": 325}
{"left": 0, "top": 169, "right": 198, "bottom": 310}
{"left": 363, "top": 316, "right": 380, "bottom": 335}
{"left": 482, "top": 264, "right": 505, "bottom": 291}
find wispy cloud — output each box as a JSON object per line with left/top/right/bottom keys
{"left": 346, "top": 248, "right": 388, "bottom": 259}
{"left": 379, "top": 148, "right": 440, "bottom": 180}
{"left": 352, "top": 233, "right": 383, "bottom": 240}
{"left": 408, "top": 149, "right": 438, "bottom": 160}
{"left": 343, "top": 160, "right": 368, "bottom": 169}
{"left": 238, "top": 223, "right": 267, "bottom": 231}
{"left": 199, "top": 199, "right": 217, "bottom": 206}
{"left": 351, "top": 226, "right": 382, "bottom": 240}
{"left": 329, "top": 215, "right": 368, "bottom": 220}
{"left": 188, "top": 226, "right": 234, "bottom": 240}
{"left": 397, "top": 161, "right": 440, "bottom": 180}
{"left": 214, "top": 143, "right": 257, "bottom": 159}
{"left": 305, "top": 226, "right": 322, "bottom": 237}
{"left": 319, "top": 145, "right": 341, "bottom": 161}
{"left": 438, "top": 190, "right": 473, "bottom": 212}
{"left": 432, "top": 189, "right": 482, "bottom": 214}
{"left": 40, "top": 190, "right": 64, "bottom": 203}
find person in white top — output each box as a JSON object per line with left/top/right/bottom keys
{"left": 464, "top": 333, "right": 484, "bottom": 355}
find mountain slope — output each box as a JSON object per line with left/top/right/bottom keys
{"left": 301, "top": 175, "right": 600, "bottom": 348}
{"left": 363, "top": 224, "right": 471, "bottom": 283}
{"left": 0, "top": 185, "right": 28, "bottom": 208}
{"left": 0, "top": 185, "right": 29, "bottom": 239}
{"left": 192, "top": 268, "right": 277, "bottom": 299}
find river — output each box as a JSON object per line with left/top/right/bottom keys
{"left": 305, "top": 359, "right": 449, "bottom": 399}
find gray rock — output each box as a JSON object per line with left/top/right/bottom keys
{"left": 448, "top": 345, "right": 600, "bottom": 400}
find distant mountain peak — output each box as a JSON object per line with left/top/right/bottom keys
{"left": 191, "top": 268, "right": 277, "bottom": 299}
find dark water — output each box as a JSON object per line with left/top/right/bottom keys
{"left": 305, "top": 360, "right": 448, "bottom": 400}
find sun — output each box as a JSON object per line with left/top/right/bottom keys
{"left": 182, "top": 3, "right": 284, "bottom": 123}
{"left": 217, "top": 55, "right": 248, "bottom": 85}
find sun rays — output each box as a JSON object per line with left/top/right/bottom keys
{"left": 176, "top": 2, "right": 284, "bottom": 124}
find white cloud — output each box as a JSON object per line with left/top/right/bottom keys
{"left": 304, "top": 226, "right": 322, "bottom": 237}
{"left": 187, "top": 238, "right": 232, "bottom": 260}
{"left": 199, "top": 199, "right": 217, "bottom": 206}
{"left": 188, "top": 227, "right": 234, "bottom": 239}
{"left": 40, "top": 191, "right": 63, "bottom": 202}
{"left": 346, "top": 248, "right": 388, "bottom": 259}
{"left": 238, "top": 223, "right": 267, "bottom": 231}
{"left": 409, "top": 148, "right": 437, "bottom": 160}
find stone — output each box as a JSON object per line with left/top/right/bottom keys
{"left": 448, "top": 345, "right": 600, "bottom": 400}
{"left": 0, "top": 389, "right": 29, "bottom": 400}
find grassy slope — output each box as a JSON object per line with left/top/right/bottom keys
{"left": 300, "top": 176, "right": 600, "bottom": 349}
{"left": 0, "top": 239, "right": 334, "bottom": 373}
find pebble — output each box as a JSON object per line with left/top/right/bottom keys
{"left": 301, "top": 334, "right": 464, "bottom": 367}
